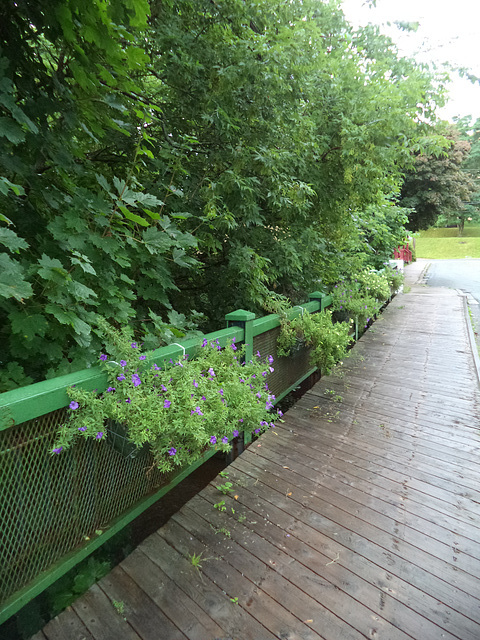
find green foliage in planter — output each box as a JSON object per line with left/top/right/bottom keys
{"left": 383, "top": 266, "right": 405, "bottom": 292}
{"left": 331, "top": 268, "right": 393, "bottom": 326}
{"left": 277, "top": 310, "right": 352, "bottom": 375}
{"left": 52, "top": 325, "right": 278, "bottom": 473}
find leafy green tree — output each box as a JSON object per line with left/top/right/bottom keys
{"left": 400, "top": 127, "right": 475, "bottom": 232}
{"left": 0, "top": 0, "right": 447, "bottom": 390}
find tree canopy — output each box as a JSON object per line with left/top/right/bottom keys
{"left": 0, "top": 0, "right": 446, "bottom": 390}
{"left": 400, "top": 126, "right": 476, "bottom": 232}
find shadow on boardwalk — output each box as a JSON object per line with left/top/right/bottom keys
{"left": 35, "top": 276, "right": 480, "bottom": 640}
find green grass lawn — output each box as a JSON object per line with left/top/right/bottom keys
{"left": 415, "top": 225, "right": 480, "bottom": 259}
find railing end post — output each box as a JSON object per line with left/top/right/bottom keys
{"left": 225, "top": 309, "right": 256, "bottom": 361}
{"left": 309, "top": 291, "right": 327, "bottom": 311}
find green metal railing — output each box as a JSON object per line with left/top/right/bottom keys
{"left": 0, "top": 292, "right": 332, "bottom": 624}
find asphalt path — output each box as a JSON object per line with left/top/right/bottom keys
{"left": 426, "top": 258, "right": 480, "bottom": 345}
{"left": 426, "top": 259, "right": 480, "bottom": 301}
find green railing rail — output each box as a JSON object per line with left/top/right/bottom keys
{"left": 0, "top": 292, "right": 331, "bottom": 624}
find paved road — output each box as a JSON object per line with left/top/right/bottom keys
{"left": 426, "top": 258, "right": 480, "bottom": 343}
{"left": 426, "top": 259, "right": 480, "bottom": 301}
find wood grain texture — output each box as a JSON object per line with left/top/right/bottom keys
{"left": 36, "top": 285, "right": 480, "bottom": 640}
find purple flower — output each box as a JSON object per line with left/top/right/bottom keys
{"left": 126, "top": 398, "right": 131, "bottom": 404}
{"left": 164, "top": 399, "right": 171, "bottom": 409}
{"left": 233, "top": 429, "right": 239, "bottom": 437}
{"left": 78, "top": 426, "right": 87, "bottom": 432}
{"left": 256, "top": 350, "right": 261, "bottom": 357}
{"left": 52, "top": 446, "right": 63, "bottom": 454}
{"left": 254, "top": 428, "right": 261, "bottom": 434}
{"left": 210, "top": 435, "right": 217, "bottom": 445}
{"left": 201, "top": 395, "right": 206, "bottom": 400}
{"left": 131, "top": 342, "right": 137, "bottom": 349}
{"left": 269, "top": 367, "right": 274, "bottom": 373}
{"left": 270, "top": 422, "right": 276, "bottom": 428}
{"left": 222, "top": 436, "right": 229, "bottom": 444}
{"left": 161, "top": 384, "right": 167, "bottom": 392}
{"left": 139, "top": 355, "right": 147, "bottom": 361}
{"left": 208, "top": 368, "right": 215, "bottom": 377}
{"left": 260, "top": 421, "right": 269, "bottom": 427}
{"left": 231, "top": 343, "right": 237, "bottom": 351}
{"left": 268, "top": 355, "right": 274, "bottom": 364}
{"left": 239, "top": 378, "right": 245, "bottom": 383}
{"left": 191, "top": 406, "right": 204, "bottom": 415}
{"left": 69, "top": 401, "right": 79, "bottom": 410}
{"left": 262, "top": 371, "right": 267, "bottom": 377}
{"left": 120, "top": 360, "right": 127, "bottom": 367}
{"left": 251, "top": 374, "right": 256, "bottom": 379}
{"left": 168, "top": 447, "right": 177, "bottom": 456}
{"left": 277, "top": 409, "right": 284, "bottom": 417}
{"left": 106, "top": 387, "right": 116, "bottom": 393}
{"left": 132, "top": 373, "right": 141, "bottom": 387}
{"left": 193, "top": 379, "right": 198, "bottom": 388}
{"left": 238, "top": 418, "right": 244, "bottom": 423}
{"left": 202, "top": 338, "right": 208, "bottom": 347}
{"left": 219, "top": 388, "right": 224, "bottom": 396}
{"left": 96, "top": 432, "right": 104, "bottom": 440}
{"left": 117, "top": 374, "right": 126, "bottom": 381}
{"left": 153, "top": 364, "right": 161, "bottom": 371}
{"left": 99, "top": 354, "right": 108, "bottom": 361}
{"left": 256, "top": 392, "right": 262, "bottom": 399}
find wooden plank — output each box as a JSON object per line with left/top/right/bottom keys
{"left": 200, "top": 479, "right": 480, "bottom": 640}
{"left": 71, "top": 584, "right": 142, "bottom": 640}
{"left": 98, "top": 565, "right": 188, "bottom": 640}
{"left": 291, "top": 398, "right": 480, "bottom": 468}
{"left": 42, "top": 606, "right": 95, "bottom": 640}
{"left": 174, "top": 501, "right": 373, "bottom": 640}
{"left": 244, "top": 442, "right": 480, "bottom": 571}
{"left": 228, "top": 457, "right": 480, "bottom": 625}
{"left": 185, "top": 492, "right": 455, "bottom": 640}
{"left": 121, "top": 546, "right": 225, "bottom": 640}
{"left": 158, "top": 518, "right": 326, "bottom": 640}
{"left": 198, "top": 482, "right": 480, "bottom": 640}
{"left": 278, "top": 407, "right": 480, "bottom": 486}
{"left": 258, "top": 429, "right": 480, "bottom": 548}
{"left": 274, "top": 415, "right": 480, "bottom": 501}
{"left": 266, "top": 421, "right": 480, "bottom": 527}
{"left": 139, "top": 528, "right": 277, "bottom": 640}
{"left": 28, "top": 632, "right": 47, "bottom": 640}
{"left": 35, "top": 283, "right": 480, "bottom": 640}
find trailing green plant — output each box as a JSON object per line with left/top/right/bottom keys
{"left": 276, "top": 310, "right": 352, "bottom": 375}
{"left": 52, "top": 323, "right": 280, "bottom": 473}
{"left": 383, "top": 266, "right": 405, "bottom": 292}
{"left": 331, "top": 268, "right": 394, "bottom": 327}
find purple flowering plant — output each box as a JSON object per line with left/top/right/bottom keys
{"left": 54, "top": 325, "right": 276, "bottom": 472}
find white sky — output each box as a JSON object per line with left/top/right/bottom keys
{"left": 341, "top": 0, "right": 480, "bottom": 122}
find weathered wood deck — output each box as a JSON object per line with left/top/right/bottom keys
{"left": 35, "top": 284, "right": 480, "bottom": 640}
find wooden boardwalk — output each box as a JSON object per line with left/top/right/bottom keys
{"left": 35, "top": 284, "right": 480, "bottom": 640}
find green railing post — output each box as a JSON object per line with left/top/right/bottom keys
{"left": 309, "top": 291, "right": 327, "bottom": 311}
{"left": 225, "top": 309, "right": 256, "bottom": 361}
{"left": 225, "top": 309, "right": 255, "bottom": 445}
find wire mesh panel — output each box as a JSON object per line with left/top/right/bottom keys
{"left": 253, "top": 326, "right": 313, "bottom": 400}
{"left": 0, "top": 410, "right": 163, "bottom": 604}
